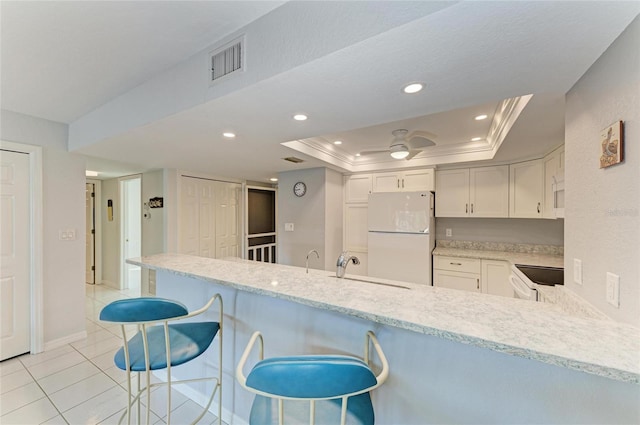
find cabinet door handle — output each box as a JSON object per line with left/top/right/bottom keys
{"left": 450, "top": 262, "right": 462, "bottom": 266}
{"left": 477, "top": 278, "right": 480, "bottom": 290}
{"left": 397, "top": 179, "right": 400, "bottom": 188}
{"left": 465, "top": 203, "right": 468, "bottom": 213}
{"left": 537, "top": 202, "right": 541, "bottom": 213}
{"left": 402, "top": 178, "right": 405, "bottom": 188}
{"left": 471, "top": 203, "right": 474, "bottom": 214}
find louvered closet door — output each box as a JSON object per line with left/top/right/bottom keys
{"left": 215, "top": 182, "right": 241, "bottom": 258}
{"left": 198, "top": 181, "right": 216, "bottom": 258}
{"left": 179, "top": 177, "right": 200, "bottom": 256}
{"left": 1, "top": 150, "right": 31, "bottom": 360}
{"left": 179, "top": 177, "right": 241, "bottom": 259}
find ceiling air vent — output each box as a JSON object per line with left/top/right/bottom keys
{"left": 209, "top": 37, "right": 244, "bottom": 83}
{"left": 283, "top": 157, "right": 305, "bottom": 164}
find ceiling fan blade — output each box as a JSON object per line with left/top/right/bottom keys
{"left": 405, "top": 149, "right": 422, "bottom": 160}
{"left": 408, "top": 135, "right": 436, "bottom": 149}
{"left": 359, "top": 149, "right": 388, "bottom": 156}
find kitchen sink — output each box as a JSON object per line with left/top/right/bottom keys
{"left": 328, "top": 275, "right": 411, "bottom": 290}
{"left": 514, "top": 264, "right": 564, "bottom": 286}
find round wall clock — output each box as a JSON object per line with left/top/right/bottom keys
{"left": 293, "top": 181, "right": 307, "bottom": 197}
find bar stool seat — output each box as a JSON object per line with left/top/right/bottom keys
{"left": 112, "top": 322, "right": 219, "bottom": 371}
{"left": 237, "top": 331, "right": 388, "bottom": 425}
{"left": 100, "top": 295, "right": 223, "bottom": 425}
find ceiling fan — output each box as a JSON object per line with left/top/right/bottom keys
{"left": 359, "top": 129, "right": 436, "bottom": 160}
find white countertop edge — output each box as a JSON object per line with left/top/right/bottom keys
{"left": 130, "top": 256, "right": 639, "bottom": 384}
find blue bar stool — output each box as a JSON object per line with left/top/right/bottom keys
{"left": 100, "top": 295, "right": 223, "bottom": 425}
{"left": 236, "top": 330, "right": 388, "bottom": 425}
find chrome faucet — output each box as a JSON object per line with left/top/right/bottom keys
{"left": 306, "top": 249, "right": 319, "bottom": 273}
{"left": 336, "top": 251, "right": 360, "bottom": 278}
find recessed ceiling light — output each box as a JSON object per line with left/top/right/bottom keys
{"left": 471, "top": 137, "right": 483, "bottom": 142}
{"left": 475, "top": 114, "right": 488, "bottom": 121}
{"left": 269, "top": 177, "right": 278, "bottom": 182}
{"left": 293, "top": 114, "right": 308, "bottom": 121}
{"left": 355, "top": 153, "right": 361, "bottom": 157}
{"left": 333, "top": 140, "right": 342, "bottom": 145}
{"left": 403, "top": 83, "right": 424, "bottom": 94}
{"left": 85, "top": 170, "right": 99, "bottom": 177}
{"left": 223, "top": 132, "right": 236, "bottom": 138}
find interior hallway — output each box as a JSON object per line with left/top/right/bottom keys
{"left": 0, "top": 284, "right": 224, "bottom": 425}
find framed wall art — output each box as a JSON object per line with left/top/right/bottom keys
{"left": 600, "top": 120, "right": 624, "bottom": 168}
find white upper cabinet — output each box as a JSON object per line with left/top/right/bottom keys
{"left": 469, "top": 166, "right": 509, "bottom": 217}
{"left": 372, "top": 169, "right": 434, "bottom": 193}
{"left": 435, "top": 169, "right": 470, "bottom": 217}
{"left": 344, "top": 174, "right": 372, "bottom": 203}
{"left": 543, "top": 146, "right": 565, "bottom": 219}
{"left": 436, "top": 166, "right": 509, "bottom": 217}
{"left": 509, "top": 159, "right": 544, "bottom": 218}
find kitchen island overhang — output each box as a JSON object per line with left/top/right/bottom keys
{"left": 129, "top": 254, "right": 640, "bottom": 424}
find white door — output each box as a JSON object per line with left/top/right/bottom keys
{"left": 86, "top": 183, "right": 95, "bottom": 284}
{"left": 179, "top": 176, "right": 241, "bottom": 259}
{"left": 121, "top": 177, "right": 141, "bottom": 290}
{"left": 215, "top": 182, "right": 240, "bottom": 258}
{"left": 179, "top": 177, "right": 200, "bottom": 256}
{"left": 198, "top": 181, "right": 215, "bottom": 258}
{"left": 1, "top": 150, "right": 31, "bottom": 360}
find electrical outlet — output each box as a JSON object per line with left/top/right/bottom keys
{"left": 445, "top": 228, "right": 452, "bottom": 237}
{"left": 573, "top": 259, "right": 582, "bottom": 285}
{"left": 606, "top": 272, "right": 619, "bottom": 307}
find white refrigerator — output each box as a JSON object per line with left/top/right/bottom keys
{"left": 367, "top": 191, "right": 435, "bottom": 285}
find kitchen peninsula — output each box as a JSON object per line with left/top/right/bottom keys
{"left": 130, "top": 254, "right": 640, "bottom": 424}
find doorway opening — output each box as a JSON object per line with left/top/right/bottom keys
{"left": 120, "top": 175, "right": 141, "bottom": 292}
{"left": 85, "top": 183, "right": 95, "bottom": 284}
{"left": 246, "top": 186, "right": 277, "bottom": 263}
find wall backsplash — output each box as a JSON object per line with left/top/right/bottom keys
{"left": 435, "top": 217, "right": 564, "bottom": 246}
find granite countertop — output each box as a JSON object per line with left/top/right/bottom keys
{"left": 432, "top": 241, "right": 564, "bottom": 268}
{"left": 130, "top": 253, "right": 640, "bottom": 384}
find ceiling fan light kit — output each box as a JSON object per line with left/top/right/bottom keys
{"left": 390, "top": 144, "right": 410, "bottom": 159}
{"left": 358, "top": 128, "right": 436, "bottom": 160}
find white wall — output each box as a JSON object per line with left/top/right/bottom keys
{"left": 277, "top": 168, "right": 327, "bottom": 268}
{"left": 435, "top": 218, "right": 564, "bottom": 246}
{"left": 277, "top": 167, "right": 344, "bottom": 270}
{"left": 324, "top": 169, "right": 344, "bottom": 270}
{"left": 565, "top": 17, "right": 639, "bottom": 326}
{"left": 0, "top": 109, "right": 86, "bottom": 347}
{"left": 141, "top": 170, "right": 165, "bottom": 294}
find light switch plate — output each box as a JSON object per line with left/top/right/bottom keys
{"left": 573, "top": 259, "right": 582, "bottom": 285}
{"left": 606, "top": 272, "right": 619, "bottom": 307}
{"left": 284, "top": 223, "right": 294, "bottom": 232}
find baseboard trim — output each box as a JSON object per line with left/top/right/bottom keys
{"left": 100, "top": 280, "right": 118, "bottom": 289}
{"left": 151, "top": 371, "right": 246, "bottom": 425}
{"left": 43, "top": 330, "right": 87, "bottom": 352}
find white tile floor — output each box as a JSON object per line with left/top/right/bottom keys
{"left": 0, "top": 284, "right": 224, "bottom": 425}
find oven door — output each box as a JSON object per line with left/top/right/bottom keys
{"left": 509, "top": 266, "right": 538, "bottom": 301}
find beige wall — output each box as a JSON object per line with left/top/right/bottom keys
{"left": 565, "top": 17, "right": 639, "bottom": 326}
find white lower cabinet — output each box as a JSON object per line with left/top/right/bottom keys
{"left": 433, "top": 256, "right": 481, "bottom": 292}
{"left": 481, "top": 260, "right": 512, "bottom": 297}
{"left": 434, "top": 256, "right": 512, "bottom": 298}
